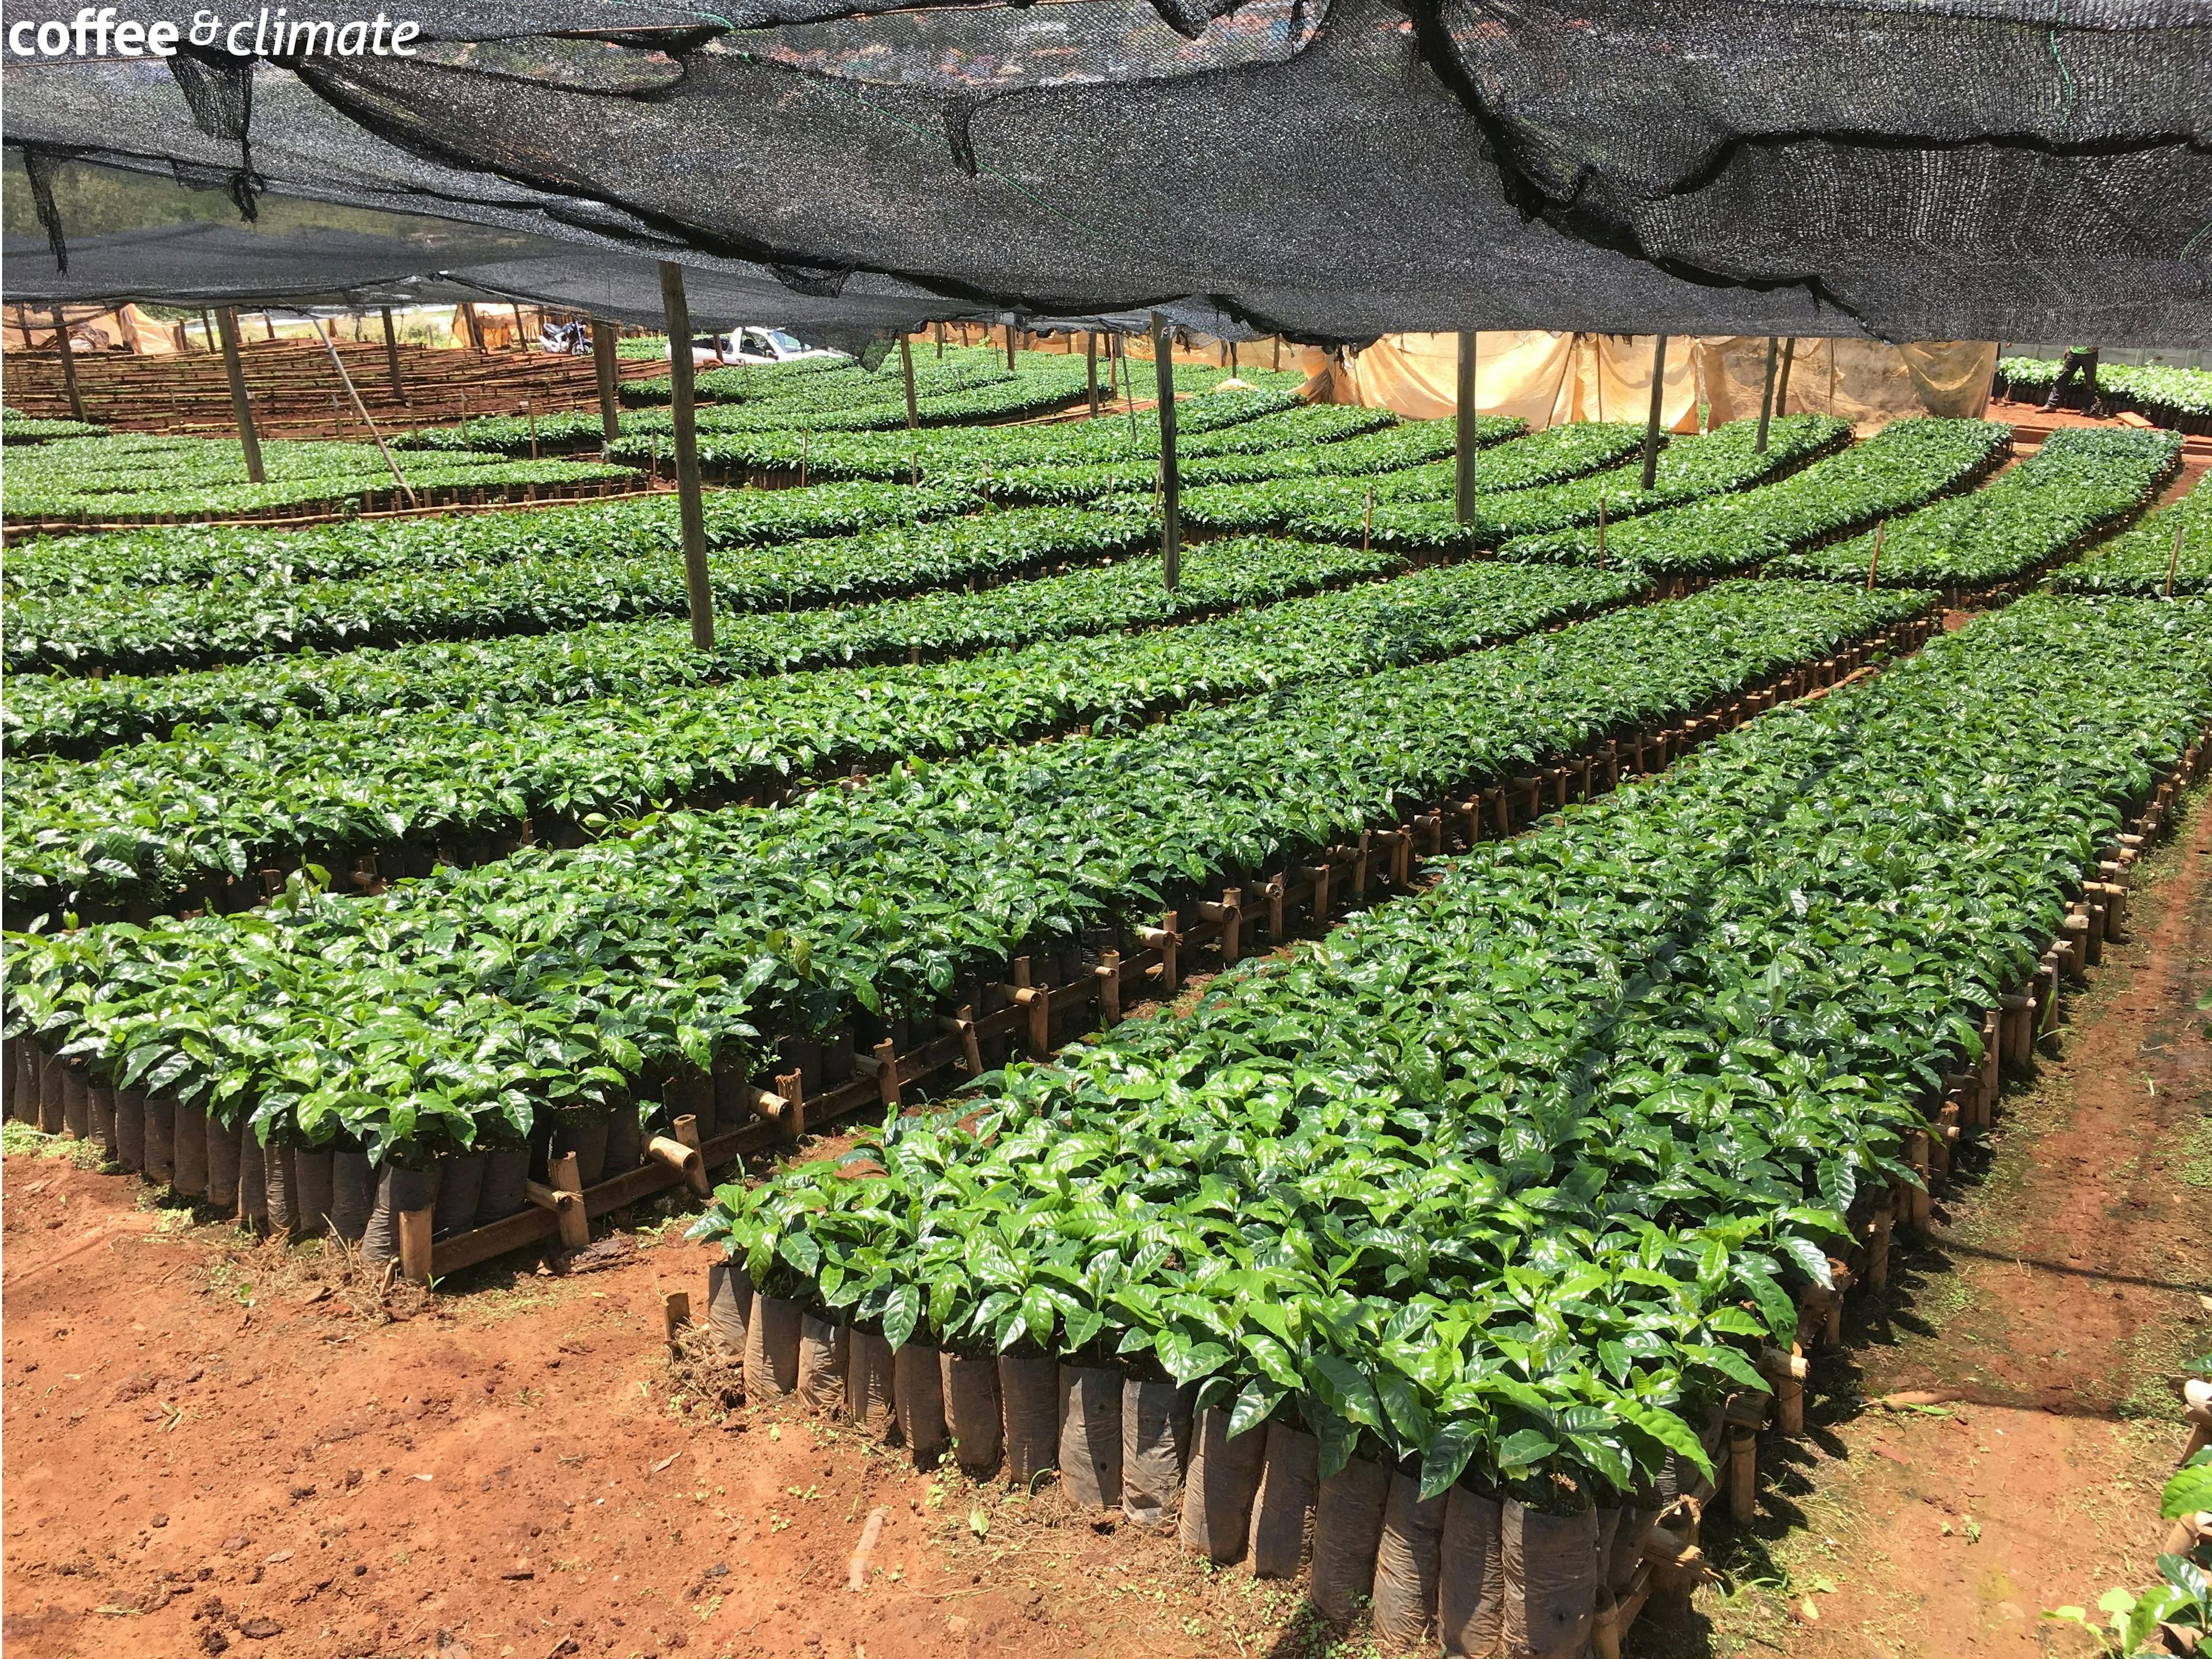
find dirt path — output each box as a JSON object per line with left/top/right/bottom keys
{"left": 1632, "top": 789, "right": 2212, "bottom": 1658}
{"left": 1, "top": 1145, "right": 1324, "bottom": 1659}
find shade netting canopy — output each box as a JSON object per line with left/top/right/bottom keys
{"left": 4, "top": 0, "right": 2207, "bottom": 344}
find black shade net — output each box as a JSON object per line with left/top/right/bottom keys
{"left": 3, "top": 0, "right": 2207, "bottom": 344}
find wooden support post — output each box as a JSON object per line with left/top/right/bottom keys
{"left": 215, "top": 308, "right": 265, "bottom": 484}
{"left": 1866, "top": 519, "right": 1885, "bottom": 589}
{"left": 1005, "top": 321, "right": 1017, "bottom": 372}
{"left": 1728, "top": 1427, "right": 1758, "bottom": 1523}
{"left": 900, "top": 334, "right": 919, "bottom": 431}
{"left": 528, "top": 1154, "right": 591, "bottom": 1251}
{"left": 1640, "top": 335, "right": 1669, "bottom": 492}
{"left": 941, "top": 1008, "right": 984, "bottom": 1074}
{"left": 47, "top": 307, "right": 86, "bottom": 422}
{"left": 1755, "top": 336, "right": 1778, "bottom": 453}
{"left": 934, "top": 320, "right": 945, "bottom": 359}
{"left": 1086, "top": 331, "right": 1100, "bottom": 417}
{"left": 1151, "top": 312, "right": 1183, "bottom": 590}
{"left": 1867, "top": 1203, "right": 1892, "bottom": 1293}
{"left": 397, "top": 1207, "right": 436, "bottom": 1285}
{"left": 459, "top": 301, "right": 484, "bottom": 353}
{"left": 658, "top": 262, "right": 715, "bottom": 650}
{"left": 379, "top": 306, "right": 406, "bottom": 402}
{"left": 1095, "top": 955, "right": 1122, "bottom": 1027}
{"left": 2166, "top": 527, "right": 2183, "bottom": 599}
{"left": 1775, "top": 338, "right": 1797, "bottom": 413}
{"left": 872, "top": 1039, "right": 901, "bottom": 1109}
{"left": 664, "top": 1290, "right": 691, "bottom": 1356}
{"left": 1455, "top": 330, "right": 1478, "bottom": 525}
{"left": 1018, "top": 982, "right": 1051, "bottom": 1055}
{"left": 592, "top": 318, "right": 622, "bottom": 446}
{"left": 1764, "top": 1347, "right": 1807, "bottom": 1434}
{"left": 1144, "top": 912, "right": 1181, "bottom": 997}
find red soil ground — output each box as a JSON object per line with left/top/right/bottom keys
{"left": 5, "top": 812, "right": 2203, "bottom": 1659}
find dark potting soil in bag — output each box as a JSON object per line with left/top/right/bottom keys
{"left": 706, "top": 1259, "right": 752, "bottom": 1357}
{"left": 1057, "top": 1366, "right": 1123, "bottom": 1510}
{"left": 1608, "top": 1504, "right": 1661, "bottom": 1597}
{"left": 172, "top": 1100, "right": 209, "bottom": 1198}
{"left": 474, "top": 1147, "right": 529, "bottom": 1225}
{"left": 798, "top": 1316, "right": 850, "bottom": 1414}
{"left": 237, "top": 1134, "right": 268, "bottom": 1226}
{"left": 365, "top": 1163, "right": 440, "bottom": 1264}
{"left": 432, "top": 1151, "right": 486, "bottom": 1237}
{"left": 999, "top": 1353, "right": 1059, "bottom": 1486}
{"left": 1372, "top": 1470, "right": 1448, "bottom": 1650}
{"left": 330, "top": 1150, "right": 374, "bottom": 1241}
{"left": 60, "top": 1065, "right": 89, "bottom": 1139}
{"left": 552, "top": 1107, "right": 611, "bottom": 1188}
{"left": 266, "top": 1143, "right": 297, "bottom": 1233}
{"left": 666, "top": 1062, "right": 715, "bottom": 1142}
{"left": 1247, "top": 1422, "right": 1320, "bottom": 1580}
{"left": 114, "top": 1087, "right": 145, "bottom": 1174}
{"left": 1123, "top": 1378, "right": 1194, "bottom": 1532}
{"left": 603, "top": 1096, "right": 643, "bottom": 1177}
{"left": 203, "top": 1113, "right": 242, "bottom": 1212}
{"left": 1179, "top": 1406, "right": 1263, "bottom": 1560}
{"left": 1440, "top": 1484, "right": 1505, "bottom": 1659}
{"left": 847, "top": 1328, "right": 897, "bottom": 1435}
{"left": 1502, "top": 1500, "right": 1600, "bottom": 1659}
{"left": 291, "top": 1147, "right": 335, "bottom": 1238}
{"left": 37, "top": 1052, "right": 65, "bottom": 1135}
{"left": 745, "top": 1292, "right": 802, "bottom": 1400}
{"left": 941, "top": 1353, "right": 1003, "bottom": 1475}
{"left": 143, "top": 1093, "right": 177, "bottom": 1186}
{"left": 1311, "top": 1456, "right": 1392, "bottom": 1628}
{"left": 89, "top": 1085, "right": 118, "bottom": 1160}
{"left": 893, "top": 1344, "right": 948, "bottom": 1468}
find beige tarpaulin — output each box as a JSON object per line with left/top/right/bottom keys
{"left": 1695, "top": 338, "right": 1997, "bottom": 431}
{"left": 2, "top": 302, "right": 183, "bottom": 354}
{"left": 1305, "top": 332, "right": 1699, "bottom": 431}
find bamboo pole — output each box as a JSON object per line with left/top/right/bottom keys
{"left": 1641, "top": 335, "right": 1670, "bottom": 491}
{"left": 1152, "top": 312, "right": 1182, "bottom": 591}
{"left": 591, "top": 318, "right": 622, "bottom": 447}
{"left": 215, "top": 308, "right": 264, "bottom": 484}
{"left": 657, "top": 262, "right": 715, "bottom": 650}
{"left": 1755, "top": 336, "right": 1779, "bottom": 453}
{"left": 1086, "top": 332, "right": 1100, "bottom": 417}
{"left": 48, "top": 306, "right": 85, "bottom": 422}
{"left": 1455, "top": 330, "right": 1478, "bottom": 525}
{"left": 312, "top": 318, "right": 415, "bottom": 506}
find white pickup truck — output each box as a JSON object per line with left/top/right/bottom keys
{"left": 683, "top": 327, "right": 844, "bottom": 369}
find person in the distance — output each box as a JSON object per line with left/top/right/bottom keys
{"left": 2043, "top": 344, "right": 2111, "bottom": 419}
